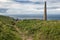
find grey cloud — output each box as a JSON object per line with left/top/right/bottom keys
{"left": 36, "top": 6, "right": 60, "bottom": 11}
{"left": 13, "top": 0, "right": 43, "bottom": 4}
{"left": 47, "top": 7, "right": 60, "bottom": 9}
{"left": 0, "top": 8, "right": 8, "bottom": 13}
{"left": 12, "top": 0, "right": 60, "bottom": 5}
{"left": 47, "top": 0, "right": 60, "bottom": 3}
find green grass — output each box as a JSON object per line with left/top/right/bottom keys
{"left": 16, "top": 20, "right": 60, "bottom": 40}
{"left": 0, "top": 15, "right": 60, "bottom": 40}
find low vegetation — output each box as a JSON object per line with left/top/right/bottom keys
{"left": 0, "top": 15, "right": 60, "bottom": 40}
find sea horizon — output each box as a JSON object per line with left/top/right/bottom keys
{"left": 4, "top": 14, "right": 60, "bottom": 20}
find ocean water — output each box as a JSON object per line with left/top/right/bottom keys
{"left": 9, "top": 14, "right": 60, "bottom": 20}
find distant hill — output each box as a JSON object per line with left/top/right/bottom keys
{"left": 0, "top": 15, "right": 60, "bottom": 40}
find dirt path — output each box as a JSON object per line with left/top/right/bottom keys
{"left": 11, "top": 21, "right": 33, "bottom": 40}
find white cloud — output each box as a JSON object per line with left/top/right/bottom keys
{"left": 0, "top": 0, "right": 12, "bottom": 2}
{"left": 6, "top": 3, "right": 43, "bottom": 14}
{"left": 0, "top": 0, "right": 8, "bottom": 2}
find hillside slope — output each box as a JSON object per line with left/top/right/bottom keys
{"left": 0, "top": 15, "right": 60, "bottom": 40}
{"left": 0, "top": 15, "right": 22, "bottom": 40}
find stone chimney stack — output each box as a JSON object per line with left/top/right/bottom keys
{"left": 44, "top": 1, "right": 47, "bottom": 20}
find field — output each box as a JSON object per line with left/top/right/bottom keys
{"left": 0, "top": 15, "right": 60, "bottom": 40}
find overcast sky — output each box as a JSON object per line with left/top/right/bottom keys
{"left": 0, "top": 0, "right": 60, "bottom": 15}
